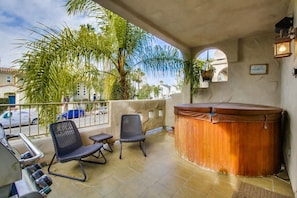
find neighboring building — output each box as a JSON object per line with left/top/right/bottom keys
{"left": 0, "top": 67, "right": 99, "bottom": 104}
{"left": 0, "top": 67, "right": 23, "bottom": 104}
{"left": 156, "top": 83, "right": 181, "bottom": 99}
{"left": 74, "top": 83, "right": 99, "bottom": 101}
{"left": 169, "top": 85, "right": 180, "bottom": 95}
{"left": 0, "top": 66, "right": 177, "bottom": 102}
{"left": 211, "top": 49, "right": 228, "bottom": 82}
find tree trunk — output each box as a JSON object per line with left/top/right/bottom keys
{"left": 118, "top": 52, "right": 129, "bottom": 99}
{"left": 120, "top": 73, "right": 129, "bottom": 99}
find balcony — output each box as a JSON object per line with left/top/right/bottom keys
{"left": 0, "top": 100, "right": 294, "bottom": 197}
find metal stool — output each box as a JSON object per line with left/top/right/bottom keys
{"left": 89, "top": 133, "right": 113, "bottom": 152}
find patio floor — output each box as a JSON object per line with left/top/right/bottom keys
{"left": 44, "top": 130, "right": 294, "bottom": 198}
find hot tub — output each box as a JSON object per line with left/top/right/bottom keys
{"left": 174, "top": 103, "right": 283, "bottom": 176}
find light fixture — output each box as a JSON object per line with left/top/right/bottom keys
{"left": 274, "top": 37, "right": 291, "bottom": 58}
{"left": 274, "top": 17, "right": 295, "bottom": 58}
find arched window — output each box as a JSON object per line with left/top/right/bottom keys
{"left": 197, "top": 48, "right": 228, "bottom": 82}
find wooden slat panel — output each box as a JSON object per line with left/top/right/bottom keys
{"left": 175, "top": 115, "right": 281, "bottom": 176}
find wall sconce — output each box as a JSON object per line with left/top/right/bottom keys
{"left": 274, "top": 37, "right": 292, "bottom": 58}
{"left": 274, "top": 17, "right": 295, "bottom": 58}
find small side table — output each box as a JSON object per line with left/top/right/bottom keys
{"left": 89, "top": 133, "right": 113, "bottom": 152}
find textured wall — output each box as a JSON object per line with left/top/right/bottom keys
{"left": 281, "top": 0, "right": 297, "bottom": 196}
{"left": 165, "top": 32, "right": 281, "bottom": 128}
{"left": 191, "top": 33, "right": 281, "bottom": 106}
{"left": 108, "top": 99, "right": 165, "bottom": 139}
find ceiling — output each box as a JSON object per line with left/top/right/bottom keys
{"left": 93, "top": 0, "right": 291, "bottom": 53}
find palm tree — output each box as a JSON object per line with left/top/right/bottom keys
{"left": 131, "top": 68, "right": 145, "bottom": 98}
{"left": 15, "top": 0, "right": 185, "bottom": 109}
{"left": 15, "top": 25, "right": 102, "bottom": 123}
{"left": 66, "top": 0, "right": 184, "bottom": 99}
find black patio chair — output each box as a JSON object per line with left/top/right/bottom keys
{"left": 119, "top": 114, "right": 147, "bottom": 159}
{"left": 48, "top": 120, "right": 106, "bottom": 182}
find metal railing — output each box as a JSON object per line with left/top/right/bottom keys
{"left": 0, "top": 101, "right": 109, "bottom": 137}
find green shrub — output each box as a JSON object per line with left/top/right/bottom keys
{"left": 0, "top": 98, "right": 9, "bottom": 114}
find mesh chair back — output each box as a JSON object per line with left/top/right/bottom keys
{"left": 49, "top": 120, "right": 83, "bottom": 158}
{"left": 120, "top": 114, "right": 142, "bottom": 139}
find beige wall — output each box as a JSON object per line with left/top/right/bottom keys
{"left": 0, "top": 73, "right": 13, "bottom": 86}
{"left": 165, "top": 84, "right": 190, "bottom": 127}
{"left": 281, "top": 0, "right": 297, "bottom": 196}
{"left": 165, "top": 32, "right": 281, "bottom": 127}
{"left": 165, "top": 32, "right": 281, "bottom": 126}
{"left": 191, "top": 33, "right": 281, "bottom": 105}
{"left": 0, "top": 85, "right": 18, "bottom": 98}
{"left": 107, "top": 99, "right": 166, "bottom": 138}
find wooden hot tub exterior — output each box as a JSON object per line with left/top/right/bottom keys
{"left": 174, "top": 103, "right": 283, "bottom": 176}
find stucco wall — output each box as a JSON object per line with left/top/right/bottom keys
{"left": 165, "top": 32, "right": 281, "bottom": 128}
{"left": 165, "top": 30, "right": 295, "bottom": 194}
{"left": 191, "top": 33, "right": 281, "bottom": 106}
{"left": 281, "top": 0, "right": 297, "bottom": 196}
{"left": 281, "top": 54, "right": 297, "bottom": 197}
{"left": 165, "top": 84, "right": 190, "bottom": 127}
{"left": 107, "top": 99, "right": 166, "bottom": 138}
{"left": 0, "top": 85, "right": 18, "bottom": 98}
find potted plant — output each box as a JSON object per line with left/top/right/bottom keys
{"left": 201, "top": 61, "right": 215, "bottom": 81}
{"left": 183, "top": 58, "right": 216, "bottom": 102}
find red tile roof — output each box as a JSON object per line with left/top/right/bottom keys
{"left": 0, "top": 67, "right": 18, "bottom": 74}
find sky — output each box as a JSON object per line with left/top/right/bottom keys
{"left": 0, "top": 0, "right": 97, "bottom": 67}
{"left": 0, "top": 0, "right": 177, "bottom": 85}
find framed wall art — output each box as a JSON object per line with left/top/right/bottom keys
{"left": 250, "top": 64, "right": 268, "bottom": 75}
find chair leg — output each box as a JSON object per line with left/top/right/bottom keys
{"left": 119, "top": 142, "right": 123, "bottom": 159}
{"left": 47, "top": 150, "right": 106, "bottom": 182}
{"left": 47, "top": 153, "right": 56, "bottom": 175}
{"left": 105, "top": 142, "right": 113, "bottom": 152}
{"left": 48, "top": 154, "right": 87, "bottom": 182}
{"left": 139, "top": 141, "right": 147, "bottom": 157}
{"left": 101, "top": 140, "right": 113, "bottom": 153}
{"left": 92, "top": 140, "right": 113, "bottom": 153}
{"left": 83, "top": 149, "right": 107, "bottom": 164}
